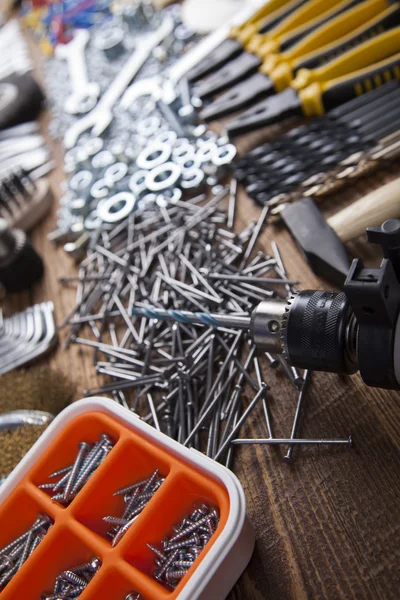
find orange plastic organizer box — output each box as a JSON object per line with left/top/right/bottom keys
{"left": 0, "top": 398, "right": 255, "bottom": 600}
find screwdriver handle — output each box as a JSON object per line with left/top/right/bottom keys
{"left": 269, "top": 0, "right": 395, "bottom": 91}
{"left": 294, "top": 1, "right": 400, "bottom": 73}
{"left": 294, "top": 26, "right": 400, "bottom": 94}
{"left": 328, "top": 178, "right": 400, "bottom": 243}
{"left": 248, "top": 0, "right": 343, "bottom": 56}
{"left": 300, "top": 48, "right": 400, "bottom": 117}
{"left": 232, "top": 0, "right": 295, "bottom": 45}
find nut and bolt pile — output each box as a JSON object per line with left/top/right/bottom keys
{"left": 41, "top": 557, "right": 101, "bottom": 599}
{"left": 0, "top": 514, "right": 53, "bottom": 589}
{"left": 38, "top": 434, "right": 114, "bottom": 504}
{"left": 104, "top": 469, "right": 165, "bottom": 546}
{"left": 46, "top": 5, "right": 238, "bottom": 248}
{"left": 55, "top": 124, "right": 236, "bottom": 252}
{"left": 60, "top": 188, "right": 304, "bottom": 466}
{"left": 148, "top": 503, "right": 219, "bottom": 589}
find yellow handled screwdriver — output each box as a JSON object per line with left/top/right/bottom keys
{"left": 224, "top": 27, "right": 400, "bottom": 136}
{"left": 200, "top": 0, "right": 400, "bottom": 120}
{"left": 187, "top": 0, "right": 298, "bottom": 82}
{"left": 195, "top": 0, "right": 359, "bottom": 98}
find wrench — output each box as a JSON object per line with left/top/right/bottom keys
{"left": 120, "top": 0, "right": 268, "bottom": 109}
{"left": 56, "top": 29, "right": 100, "bottom": 116}
{"left": 64, "top": 17, "right": 175, "bottom": 149}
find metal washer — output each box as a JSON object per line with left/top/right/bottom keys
{"left": 129, "top": 171, "right": 148, "bottom": 196}
{"left": 145, "top": 162, "right": 181, "bottom": 192}
{"left": 136, "top": 142, "right": 172, "bottom": 170}
{"left": 97, "top": 192, "right": 137, "bottom": 223}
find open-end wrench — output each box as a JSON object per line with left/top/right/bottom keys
{"left": 120, "top": 0, "right": 267, "bottom": 109}
{"left": 56, "top": 29, "right": 100, "bottom": 116}
{"left": 64, "top": 17, "right": 175, "bottom": 149}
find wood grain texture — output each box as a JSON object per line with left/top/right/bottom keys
{"left": 2, "top": 39, "right": 400, "bottom": 599}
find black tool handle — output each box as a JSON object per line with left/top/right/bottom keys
{"left": 321, "top": 52, "right": 400, "bottom": 111}
{"left": 297, "top": 4, "right": 400, "bottom": 71}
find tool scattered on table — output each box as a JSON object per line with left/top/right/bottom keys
{"left": 0, "top": 20, "right": 45, "bottom": 129}
{"left": 0, "top": 514, "right": 53, "bottom": 590}
{"left": 187, "top": 0, "right": 297, "bottom": 81}
{"left": 281, "top": 177, "right": 400, "bottom": 286}
{"left": 0, "top": 218, "right": 44, "bottom": 292}
{"left": 55, "top": 28, "right": 101, "bottom": 116}
{"left": 0, "top": 19, "right": 32, "bottom": 80}
{"left": 0, "top": 302, "right": 58, "bottom": 375}
{"left": 0, "top": 73, "right": 45, "bottom": 130}
{"left": 234, "top": 81, "right": 400, "bottom": 206}
{"left": 0, "top": 410, "right": 53, "bottom": 432}
{"left": 42, "top": 558, "right": 102, "bottom": 599}
{"left": 197, "top": 0, "right": 400, "bottom": 120}
{"left": 134, "top": 218, "right": 400, "bottom": 391}
{"left": 0, "top": 122, "right": 54, "bottom": 180}
{"left": 0, "top": 169, "right": 53, "bottom": 231}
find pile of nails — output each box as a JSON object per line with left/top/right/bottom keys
{"left": 60, "top": 187, "right": 305, "bottom": 467}
{"left": 39, "top": 434, "right": 114, "bottom": 505}
{"left": 0, "top": 514, "right": 53, "bottom": 589}
{"left": 104, "top": 469, "right": 165, "bottom": 546}
{"left": 149, "top": 504, "right": 219, "bottom": 589}
{"left": 41, "top": 557, "right": 101, "bottom": 599}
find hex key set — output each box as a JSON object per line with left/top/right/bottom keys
{"left": 0, "top": 303, "right": 57, "bottom": 375}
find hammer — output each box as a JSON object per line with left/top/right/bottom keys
{"left": 281, "top": 177, "right": 400, "bottom": 287}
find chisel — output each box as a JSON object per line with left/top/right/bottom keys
{"left": 281, "top": 178, "right": 400, "bottom": 286}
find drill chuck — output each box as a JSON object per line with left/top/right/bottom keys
{"left": 250, "top": 292, "right": 358, "bottom": 374}
{"left": 281, "top": 291, "right": 358, "bottom": 374}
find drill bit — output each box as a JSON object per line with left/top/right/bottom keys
{"left": 131, "top": 306, "right": 252, "bottom": 330}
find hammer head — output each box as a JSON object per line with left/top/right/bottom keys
{"left": 281, "top": 198, "right": 350, "bottom": 287}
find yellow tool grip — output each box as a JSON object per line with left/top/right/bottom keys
{"left": 230, "top": 0, "right": 287, "bottom": 37}
{"left": 247, "top": 0, "right": 345, "bottom": 56}
{"left": 231, "top": 0, "right": 293, "bottom": 44}
{"left": 299, "top": 50, "right": 400, "bottom": 116}
{"left": 292, "top": 26, "right": 400, "bottom": 90}
{"left": 264, "top": 0, "right": 390, "bottom": 85}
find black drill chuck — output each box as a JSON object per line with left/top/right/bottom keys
{"left": 282, "top": 291, "right": 358, "bottom": 374}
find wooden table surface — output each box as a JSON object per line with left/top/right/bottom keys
{"left": 3, "top": 37, "right": 400, "bottom": 600}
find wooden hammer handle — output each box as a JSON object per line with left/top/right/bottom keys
{"left": 327, "top": 177, "right": 400, "bottom": 243}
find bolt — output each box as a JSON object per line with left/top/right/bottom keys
{"left": 63, "top": 442, "right": 90, "bottom": 501}
{"left": 166, "top": 569, "right": 188, "bottom": 583}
